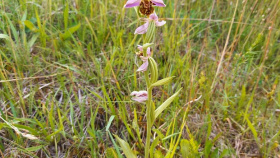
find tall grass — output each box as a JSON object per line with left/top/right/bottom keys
{"left": 0, "top": 0, "right": 279, "bottom": 157}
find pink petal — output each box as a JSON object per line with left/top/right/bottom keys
{"left": 131, "top": 90, "right": 147, "bottom": 97}
{"left": 147, "top": 47, "right": 151, "bottom": 56}
{"left": 134, "top": 22, "right": 149, "bottom": 34}
{"left": 125, "top": 0, "right": 141, "bottom": 8}
{"left": 137, "top": 61, "right": 149, "bottom": 72}
{"left": 155, "top": 20, "right": 166, "bottom": 26}
{"left": 138, "top": 45, "right": 143, "bottom": 51}
{"left": 149, "top": 13, "right": 158, "bottom": 21}
{"left": 132, "top": 96, "right": 148, "bottom": 103}
{"left": 130, "top": 91, "right": 138, "bottom": 96}
{"left": 130, "top": 90, "right": 148, "bottom": 102}
{"left": 137, "top": 91, "right": 148, "bottom": 96}
{"left": 151, "top": 0, "right": 166, "bottom": 7}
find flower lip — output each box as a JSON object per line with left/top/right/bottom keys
{"left": 130, "top": 90, "right": 148, "bottom": 103}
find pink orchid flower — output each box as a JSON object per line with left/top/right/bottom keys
{"left": 137, "top": 46, "right": 151, "bottom": 72}
{"left": 130, "top": 90, "right": 148, "bottom": 103}
{"left": 135, "top": 13, "right": 166, "bottom": 34}
{"left": 125, "top": 0, "right": 166, "bottom": 8}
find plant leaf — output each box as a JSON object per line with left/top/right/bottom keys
{"left": 25, "top": 145, "right": 44, "bottom": 151}
{"left": 24, "top": 20, "right": 38, "bottom": 32}
{"left": 114, "top": 135, "right": 137, "bottom": 158}
{"left": 151, "top": 76, "right": 174, "bottom": 88}
{"left": 246, "top": 117, "right": 259, "bottom": 142}
{"left": 150, "top": 136, "right": 160, "bottom": 158}
{"left": 60, "top": 23, "right": 81, "bottom": 40}
{"left": 106, "top": 148, "right": 119, "bottom": 158}
{"left": 155, "top": 88, "right": 182, "bottom": 119}
{"left": 106, "top": 115, "right": 115, "bottom": 132}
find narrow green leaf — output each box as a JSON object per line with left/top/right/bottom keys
{"left": 24, "top": 20, "right": 38, "bottom": 32}
{"left": 162, "top": 132, "right": 180, "bottom": 141}
{"left": 63, "top": 3, "right": 69, "bottom": 30}
{"left": 246, "top": 117, "right": 258, "bottom": 141}
{"left": 114, "top": 135, "right": 137, "bottom": 158}
{"left": 152, "top": 129, "right": 165, "bottom": 139}
{"left": 6, "top": 16, "right": 19, "bottom": 43}
{"left": 25, "top": 145, "right": 44, "bottom": 151}
{"left": 150, "top": 136, "right": 160, "bottom": 158}
{"left": 28, "top": 33, "right": 39, "bottom": 49}
{"left": 48, "top": 103, "right": 55, "bottom": 130}
{"left": 151, "top": 76, "right": 174, "bottom": 88}
{"left": 108, "top": 132, "right": 122, "bottom": 158}
{"left": 154, "top": 88, "right": 182, "bottom": 119}
{"left": 46, "top": 127, "right": 63, "bottom": 141}
{"left": 60, "top": 23, "right": 81, "bottom": 40}
{"left": 106, "top": 115, "right": 115, "bottom": 132}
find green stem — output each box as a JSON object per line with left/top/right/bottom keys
{"left": 145, "top": 86, "right": 152, "bottom": 158}
{"left": 143, "top": 42, "right": 151, "bottom": 157}
{"left": 143, "top": 22, "right": 156, "bottom": 158}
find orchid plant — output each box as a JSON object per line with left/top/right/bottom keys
{"left": 114, "top": 1, "right": 182, "bottom": 157}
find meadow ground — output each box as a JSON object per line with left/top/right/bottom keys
{"left": 0, "top": 0, "right": 280, "bottom": 157}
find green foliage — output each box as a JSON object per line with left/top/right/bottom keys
{"left": 155, "top": 88, "right": 182, "bottom": 119}
{"left": 114, "top": 135, "right": 137, "bottom": 158}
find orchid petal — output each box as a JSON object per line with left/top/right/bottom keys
{"left": 125, "top": 0, "right": 141, "bottom": 8}
{"left": 131, "top": 90, "right": 147, "bottom": 97}
{"left": 151, "top": 0, "right": 166, "bottom": 7}
{"left": 147, "top": 47, "right": 151, "bottom": 56}
{"left": 149, "top": 13, "right": 158, "bottom": 21}
{"left": 130, "top": 91, "right": 138, "bottom": 96}
{"left": 155, "top": 20, "right": 166, "bottom": 27}
{"left": 130, "top": 90, "right": 148, "bottom": 103}
{"left": 132, "top": 96, "right": 148, "bottom": 102}
{"left": 137, "top": 45, "right": 143, "bottom": 51}
{"left": 134, "top": 22, "right": 149, "bottom": 34}
{"left": 137, "top": 61, "right": 149, "bottom": 72}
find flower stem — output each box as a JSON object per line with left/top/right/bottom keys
{"left": 143, "top": 22, "right": 156, "bottom": 158}
{"left": 145, "top": 85, "right": 153, "bottom": 158}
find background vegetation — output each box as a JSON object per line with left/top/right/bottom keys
{"left": 0, "top": 0, "right": 279, "bottom": 157}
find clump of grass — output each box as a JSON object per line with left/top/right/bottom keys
{"left": 0, "top": 0, "right": 279, "bottom": 157}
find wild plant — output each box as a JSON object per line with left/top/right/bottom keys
{"left": 114, "top": 1, "right": 182, "bottom": 157}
